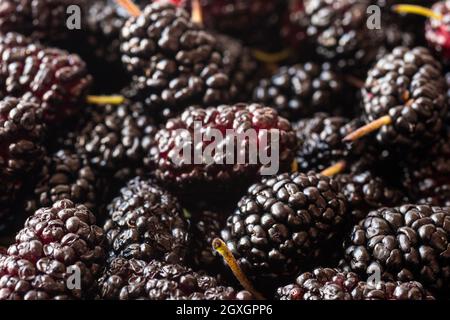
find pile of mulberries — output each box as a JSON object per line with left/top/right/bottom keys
{"left": 1, "top": 0, "right": 450, "bottom": 301}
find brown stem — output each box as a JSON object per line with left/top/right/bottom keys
{"left": 252, "top": 48, "right": 292, "bottom": 64}
{"left": 320, "top": 160, "right": 346, "bottom": 177}
{"left": 191, "top": 0, "right": 203, "bottom": 25}
{"left": 212, "top": 238, "right": 265, "bottom": 300}
{"left": 291, "top": 160, "right": 299, "bottom": 173}
{"left": 86, "top": 95, "right": 125, "bottom": 105}
{"left": 392, "top": 4, "right": 442, "bottom": 20}
{"left": 115, "top": 0, "right": 142, "bottom": 17}
{"left": 343, "top": 115, "right": 392, "bottom": 142}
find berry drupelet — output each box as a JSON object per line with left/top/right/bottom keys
{"left": 281, "top": 0, "right": 309, "bottom": 51}
{"left": 213, "top": 33, "right": 259, "bottom": 103}
{"left": 304, "top": 0, "right": 383, "bottom": 72}
{"left": 335, "top": 170, "right": 406, "bottom": 223}
{"left": 426, "top": 0, "right": 450, "bottom": 64}
{"left": 343, "top": 204, "right": 450, "bottom": 296}
{"left": 85, "top": 0, "right": 126, "bottom": 66}
{"left": 377, "top": 22, "right": 418, "bottom": 60}
{"left": 23, "top": 149, "right": 98, "bottom": 216}
{"left": 253, "top": 63, "right": 345, "bottom": 120}
{"left": 0, "top": 199, "right": 105, "bottom": 300}
{"left": 120, "top": 2, "right": 252, "bottom": 118}
{"left": 276, "top": 267, "right": 433, "bottom": 300}
{"left": 400, "top": 133, "right": 450, "bottom": 206}
{"left": 348, "top": 46, "right": 447, "bottom": 150}
{"left": 103, "top": 177, "right": 190, "bottom": 264}
{"left": 0, "top": 96, "right": 46, "bottom": 180}
{"left": 220, "top": 172, "right": 348, "bottom": 292}
{"left": 98, "top": 257, "right": 253, "bottom": 300}
{"left": 294, "top": 114, "right": 367, "bottom": 172}
{"left": 0, "top": 97, "right": 46, "bottom": 229}
{"left": 0, "top": 0, "right": 88, "bottom": 42}
{"left": 181, "top": 0, "right": 286, "bottom": 49}
{"left": 188, "top": 208, "right": 228, "bottom": 273}
{"left": 149, "top": 103, "right": 298, "bottom": 201}
{"left": 75, "top": 101, "right": 156, "bottom": 192}
{"left": 81, "top": 0, "right": 130, "bottom": 92}
{"left": 0, "top": 32, "right": 93, "bottom": 125}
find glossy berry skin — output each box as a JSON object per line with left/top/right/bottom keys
{"left": 0, "top": 0, "right": 88, "bottom": 42}
{"left": 221, "top": 172, "right": 348, "bottom": 292}
{"left": 0, "top": 199, "right": 105, "bottom": 300}
{"left": 343, "top": 204, "right": 450, "bottom": 296}
{"left": 104, "top": 177, "right": 190, "bottom": 265}
{"left": 304, "top": 0, "right": 383, "bottom": 72}
{"left": 400, "top": 132, "right": 450, "bottom": 206}
{"left": 181, "top": 0, "right": 286, "bottom": 48}
{"left": 23, "top": 150, "right": 98, "bottom": 215}
{"left": 281, "top": 0, "right": 308, "bottom": 50}
{"left": 98, "top": 257, "right": 253, "bottom": 300}
{"left": 75, "top": 102, "right": 157, "bottom": 191}
{"left": 276, "top": 267, "right": 433, "bottom": 300}
{"left": 253, "top": 64, "right": 344, "bottom": 120}
{"left": 0, "top": 32, "right": 92, "bottom": 125}
{"left": 426, "top": 1, "right": 450, "bottom": 64}
{"left": 120, "top": 3, "right": 242, "bottom": 117}
{"left": 363, "top": 46, "right": 447, "bottom": 149}
{"left": 0, "top": 97, "right": 46, "bottom": 179}
{"left": 0, "top": 97, "right": 46, "bottom": 228}
{"left": 336, "top": 170, "right": 406, "bottom": 223}
{"left": 294, "top": 114, "right": 367, "bottom": 172}
{"left": 149, "top": 103, "right": 298, "bottom": 201}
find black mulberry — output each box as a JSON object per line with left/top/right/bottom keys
{"left": 343, "top": 204, "right": 450, "bottom": 296}
{"left": 149, "top": 103, "right": 297, "bottom": 201}
{"left": 0, "top": 199, "right": 105, "bottom": 300}
{"left": 276, "top": 267, "right": 433, "bottom": 300}
{"left": 103, "top": 177, "right": 189, "bottom": 264}
{"left": 98, "top": 257, "right": 252, "bottom": 300}
{"left": 221, "top": 172, "right": 348, "bottom": 291}
{"left": 0, "top": 32, "right": 93, "bottom": 125}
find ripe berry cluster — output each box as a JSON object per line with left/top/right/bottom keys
{"left": 0, "top": 0, "right": 449, "bottom": 301}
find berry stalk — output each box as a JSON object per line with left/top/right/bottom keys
{"left": 291, "top": 160, "right": 299, "bottom": 173}
{"left": 87, "top": 95, "right": 125, "bottom": 105}
{"left": 392, "top": 4, "right": 442, "bottom": 20}
{"left": 252, "top": 48, "right": 292, "bottom": 63}
{"left": 320, "top": 160, "right": 346, "bottom": 177}
{"left": 191, "top": 0, "right": 203, "bottom": 25}
{"left": 343, "top": 115, "right": 392, "bottom": 142}
{"left": 212, "top": 238, "right": 265, "bottom": 300}
{"left": 115, "top": 0, "right": 142, "bottom": 17}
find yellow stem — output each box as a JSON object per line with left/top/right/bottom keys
{"left": 191, "top": 0, "right": 203, "bottom": 26}
{"left": 115, "top": 0, "right": 142, "bottom": 17}
{"left": 86, "top": 95, "right": 125, "bottom": 105}
{"left": 291, "top": 160, "right": 299, "bottom": 173}
{"left": 392, "top": 4, "right": 442, "bottom": 20}
{"left": 320, "top": 160, "right": 346, "bottom": 177}
{"left": 212, "top": 238, "right": 265, "bottom": 300}
{"left": 343, "top": 115, "right": 393, "bottom": 142}
{"left": 252, "top": 48, "right": 292, "bottom": 64}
